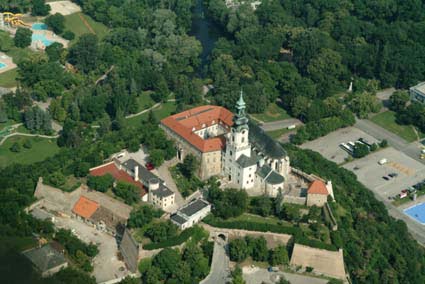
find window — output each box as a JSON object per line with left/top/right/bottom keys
{"left": 230, "top": 150, "right": 233, "bottom": 156}
{"left": 242, "top": 137, "right": 245, "bottom": 143}
{"left": 249, "top": 174, "right": 251, "bottom": 178}
{"left": 246, "top": 181, "right": 249, "bottom": 184}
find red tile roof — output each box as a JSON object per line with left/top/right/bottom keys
{"left": 160, "top": 105, "right": 233, "bottom": 153}
{"left": 307, "top": 180, "right": 329, "bottom": 195}
{"left": 72, "top": 196, "right": 99, "bottom": 219}
{"left": 89, "top": 162, "right": 146, "bottom": 196}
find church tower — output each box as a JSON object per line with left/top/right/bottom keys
{"left": 227, "top": 91, "right": 250, "bottom": 160}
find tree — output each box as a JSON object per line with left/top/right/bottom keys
{"left": 68, "top": 34, "right": 99, "bottom": 73}
{"left": 152, "top": 248, "right": 181, "bottom": 278}
{"left": 113, "top": 181, "right": 140, "bottom": 204}
{"left": 247, "top": 236, "right": 268, "bottom": 262}
{"left": 251, "top": 196, "right": 272, "bottom": 216}
{"left": 353, "top": 143, "right": 370, "bottom": 158}
{"left": 389, "top": 91, "right": 409, "bottom": 112}
{"left": 10, "top": 142, "right": 21, "bottom": 152}
{"left": 45, "top": 13, "right": 65, "bottom": 34}
{"left": 31, "top": 0, "right": 50, "bottom": 16}
{"left": 231, "top": 266, "right": 246, "bottom": 284}
{"left": 14, "top": 28, "right": 32, "bottom": 48}
{"left": 128, "top": 205, "right": 162, "bottom": 228}
{"left": 181, "top": 154, "right": 198, "bottom": 178}
{"left": 87, "top": 174, "right": 114, "bottom": 192}
{"left": 149, "top": 149, "right": 164, "bottom": 167}
{"left": 269, "top": 245, "right": 289, "bottom": 266}
{"left": 47, "top": 171, "right": 66, "bottom": 187}
{"left": 229, "top": 238, "right": 248, "bottom": 262}
{"left": 45, "top": 42, "right": 64, "bottom": 62}
{"left": 144, "top": 221, "right": 178, "bottom": 243}
{"left": 23, "top": 139, "right": 32, "bottom": 149}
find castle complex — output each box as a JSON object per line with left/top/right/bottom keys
{"left": 161, "top": 92, "right": 290, "bottom": 196}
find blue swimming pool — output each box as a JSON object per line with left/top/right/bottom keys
{"left": 404, "top": 203, "right": 425, "bottom": 224}
{"left": 32, "top": 34, "right": 53, "bottom": 47}
{"left": 0, "top": 62, "right": 6, "bottom": 69}
{"left": 32, "top": 23, "right": 48, "bottom": 30}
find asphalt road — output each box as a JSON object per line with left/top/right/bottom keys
{"left": 201, "top": 240, "right": 230, "bottom": 284}
{"left": 355, "top": 119, "right": 423, "bottom": 164}
{"left": 260, "top": 118, "right": 303, "bottom": 132}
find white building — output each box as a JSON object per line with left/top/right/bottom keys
{"left": 170, "top": 199, "right": 211, "bottom": 230}
{"left": 161, "top": 92, "right": 290, "bottom": 197}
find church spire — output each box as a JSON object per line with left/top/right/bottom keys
{"left": 233, "top": 89, "right": 249, "bottom": 131}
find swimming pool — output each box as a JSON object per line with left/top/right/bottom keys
{"left": 32, "top": 23, "right": 48, "bottom": 30}
{"left": 404, "top": 203, "right": 425, "bottom": 224}
{"left": 32, "top": 34, "right": 53, "bottom": 47}
{"left": 0, "top": 62, "right": 6, "bottom": 69}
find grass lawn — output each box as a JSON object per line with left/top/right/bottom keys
{"left": 125, "top": 101, "right": 177, "bottom": 128}
{"left": 0, "top": 136, "right": 60, "bottom": 168}
{"left": 0, "top": 68, "right": 18, "bottom": 88}
{"left": 266, "top": 127, "right": 296, "bottom": 139}
{"left": 0, "top": 120, "right": 17, "bottom": 131}
{"left": 251, "top": 102, "right": 290, "bottom": 123}
{"left": 370, "top": 111, "right": 424, "bottom": 142}
{"left": 136, "top": 91, "right": 155, "bottom": 112}
{"left": 64, "top": 12, "right": 109, "bottom": 41}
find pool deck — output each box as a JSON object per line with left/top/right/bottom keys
{"left": 31, "top": 29, "right": 69, "bottom": 50}
{"left": 0, "top": 52, "right": 17, "bottom": 74}
{"left": 400, "top": 195, "right": 425, "bottom": 225}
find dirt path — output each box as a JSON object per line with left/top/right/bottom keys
{"left": 125, "top": 102, "right": 161, "bottom": 119}
{"left": 79, "top": 13, "right": 95, "bottom": 34}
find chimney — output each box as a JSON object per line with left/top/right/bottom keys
{"left": 134, "top": 166, "right": 139, "bottom": 181}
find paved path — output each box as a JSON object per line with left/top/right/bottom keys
{"left": 0, "top": 132, "right": 59, "bottom": 145}
{"left": 125, "top": 102, "right": 161, "bottom": 119}
{"left": 200, "top": 240, "right": 230, "bottom": 284}
{"left": 260, "top": 118, "right": 303, "bottom": 132}
{"left": 355, "top": 119, "right": 423, "bottom": 164}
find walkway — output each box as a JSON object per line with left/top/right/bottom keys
{"left": 125, "top": 102, "right": 161, "bottom": 119}
{"left": 0, "top": 132, "right": 59, "bottom": 146}
{"left": 200, "top": 239, "right": 230, "bottom": 284}
{"left": 260, "top": 118, "right": 303, "bottom": 132}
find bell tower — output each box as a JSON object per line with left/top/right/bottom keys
{"left": 227, "top": 90, "right": 250, "bottom": 160}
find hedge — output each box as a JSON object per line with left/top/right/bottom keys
{"left": 203, "top": 215, "right": 302, "bottom": 236}
{"left": 295, "top": 236, "right": 338, "bottom": 251}
{"left": 143, "top": 226, "right": 203, "bottom": 250}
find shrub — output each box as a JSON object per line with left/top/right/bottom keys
{"left": 62, "top": 31, "right": 75, "bottom": 40}
{"left": 14, "top": 28, "right": 32, "bottom": 48}
{"left": 23, "top": 139, "right": 32, "bottom": 149}
{"left": 143, "top": 226, "right": 204, "bottom": 250}
{"left": 45, "top": 13, "right": 65, "bottom": 34}
{"left": 113, "top": 181, "right": 140, "bottom": 204}
{"left": 10, "top": 142, "right": 21, "bottom": 152}
{"left": 87, "top": 174, "right": 114, "bottom": 192}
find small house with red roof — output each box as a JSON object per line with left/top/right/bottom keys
{"left": 306, "top": 180, "right": 334, "bottom": 207}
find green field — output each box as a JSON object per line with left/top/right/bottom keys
{"left": 0, "top": 136, "right": 60, "bottom": 167}
{"left": 370, "top": 111, "right": 424, "bottom": 142}
{"left": 125, "top": 101, "right": 177, "bottom": 128}
{"left": 0, "top": 68, "right": 18, "bottom": 88}
{"left": 64, "top": 12, "right": 109, "bottom": 41}
{"left": 266, "top": 127, "right": 296, "bottom": 139}
{"left": 251, "top": 102, "right": 290, "bottom": 122}
{"left": 136, "top": 91, "right": 155, "bottom": 112}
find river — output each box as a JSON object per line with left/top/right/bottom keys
{"left": 190, "top": 0, "right": 221, "bottom": 76}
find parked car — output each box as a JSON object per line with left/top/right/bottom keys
{"left": 383, "top": 176, "right": 390, "bottom": 181}
{"left": 145, "top": 162, "right": 154, "bottom": 171}
{"left": 388, "top": 173, "right": 398, "bottom": 178}
{"left": 401, "top": 189, "right": 408, "bottom": 194}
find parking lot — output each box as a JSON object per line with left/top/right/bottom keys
{"left": 343, "top": 147, "right": 425, "bottom": 200}
{"left": 301, "top": 127, "right": 379, "bottom": 164}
